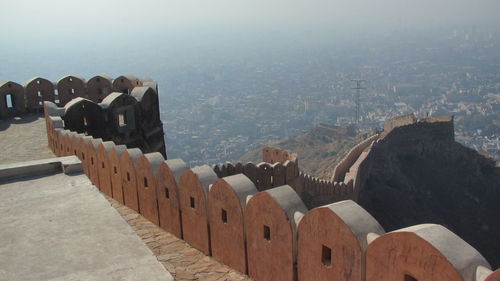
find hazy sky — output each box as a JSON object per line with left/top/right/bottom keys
{"left": 1, "top": 0, "right": 498, "bottom": 81}
{"left": 2, "top": 0, "right": 499, "bottom": 35}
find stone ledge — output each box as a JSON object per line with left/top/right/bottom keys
{"left": 0, "top": 156, "right": 82, "bottom": 181}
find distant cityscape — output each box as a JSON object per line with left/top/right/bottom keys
{"left": 159, "top": 27, "right": 499, "bottom": 166}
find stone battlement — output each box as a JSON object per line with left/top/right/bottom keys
{"left": 43, "top": 103, "right": 500, "bottom": 281}
{"left": 0, "top": 75, "right": 157, "bottom": 118}
{"left": 41, "top": 76, "right": 165, "bottom": 158}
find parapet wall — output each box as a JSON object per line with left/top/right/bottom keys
{"left": 381, "top": 113, "right": 417, "bottom": 138}
{"left": 213, "top": 147, "right": 356, "bottom": 208}
{"left": 331, "top": 134, "right": 379, "bottom": 182}
{"left": 44, "top": 113, "right": 499, "bottom": 281}
{"left": 0, "top": 74, "right": 157, "bottom": 118}
{"left": 213, "top": 147, "right": 299, "bottom": 191}
{"left": 44, "top": 85, "right": 166, "bottom": 157}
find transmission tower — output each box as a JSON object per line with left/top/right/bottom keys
{"left": 351, "top": 79, "right": 365, "bottom": 131}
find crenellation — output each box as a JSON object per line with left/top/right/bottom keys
{"left": 86, "top": 75, "right": 113, "bottom": 103}
{"left": 56, "top": 75, "right": 86, "bottom": 106}
{"left": 208, "top": 174, "right": 259, "bottom": 273}
{"left": 156, "top": 158, "right": 188, "bottom": 238}
{"left": 24, "top": 77, "right": 55, "bottom": 111}
{"left": 179, "top": 165, "right": 218, "bottom": 255}
{"left": 40, "top": 78, "right": 499, "bottom": 281}
{"left": 298, "top": 200, "right": 385, "bottom": 281}
{"left": 366, "top": 224, "right": 491, "bottom": 281}
{"left": 0, "top": 81, "right": 25, "bottom": 118}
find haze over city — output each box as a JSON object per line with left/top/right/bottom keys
{"left": 1, "top": 0, "right": 499, "bottom": 164}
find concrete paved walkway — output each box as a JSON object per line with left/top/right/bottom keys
{"left": 0, "top": 113, "right": 55, "bottom": 165}
{"left": 0, "top": 172, "right": 173, "bottom": 281}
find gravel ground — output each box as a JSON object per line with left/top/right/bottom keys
{"left": 0, "top": 113, "right": 55, "bottom": 165}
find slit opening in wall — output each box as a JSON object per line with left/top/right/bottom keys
{"left": 321, "top": 245, "right": 332, "bottom": 267}
{"left": 118, "top": 113, "right": 126, "bottom": 127}
{"left": 101, "top": 162, "right": 105, "bottom": 169}
{"left": 263, "top": 225, "right": 271, "bottom": 241}
{"left": 404, "top": 274, "right": 418, "bottom": 281}
{"left": 82, "top": 152, "right": 85, "bottom": 160}
{"left": 114, "top": 167, "right": 117, "bottom": 174}
{"left": 144, "top": 177, "right": 148, "bottom": 188}
{"left": 5, "top": 94, "right": 14, "bottom": 109}
{"left": 190, "top": 196, "right": 195, "bottom": 209}
{"left": 91, "top": 157, "right": 94, "bottom": 165}
{"left": 126, "top": 172, "right": 131, "bottom": 182}
{"left": 221, "top": 209, "right": 227, "bottom": 224}
{"left": 165, "top": 187, "right": 170, "bottom": 199}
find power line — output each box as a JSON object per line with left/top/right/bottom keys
{"left": 351, "top": 79, "right": 366, "bottom": 131}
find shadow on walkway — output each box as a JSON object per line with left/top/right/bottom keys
{"left": 0, "top": 113, "right": 44, "bottom": 131}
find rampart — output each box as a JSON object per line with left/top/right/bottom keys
{"left": 331, "top": 134, "right": 379, "bottom": 182}
{"left": 0, "top": 74, "right": 157, "bottom": 118}
{"left": 213, "top": 147, "right": 355, "bottom": 209}
{"left": 40, "top": 75, "right": 165, "bottom": 158}
{"left": 44, "top": 111, "right": 500, "bottom": 281}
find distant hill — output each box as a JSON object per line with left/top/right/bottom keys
{"left": 239, "top": 124, "right": 369, "bottom": 180}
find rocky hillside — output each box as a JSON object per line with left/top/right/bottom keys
{"left": 239, "top": 124, "right": 368, "bottom": 180}
{"left": 356, "top": 119, "right": 500, "bottom": 267}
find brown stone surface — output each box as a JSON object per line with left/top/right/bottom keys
{"left": 156, "top": 159, "right": 186, "bottom": 239}
{"left": 56, "top": 75, "right": 86, "bottom": 106}
{"left": 297, "top": 206, "right": 362, "bottom": 281}
{"left": 121, "top": 148, "right": 143, "bottom": 212}
{"left": 245, "top": 191, "right": 295, "bottom": 281}
{"left": 24, "top": 77, "right": 55, "bottom": 111}
{"left": 106, "top": 196, "right": 252, "bottom": 281}
{"left": 97, "top": 141, "right": 115, "bottom": 197}
{"left": 485, "top": 269, "right": 500, "bottom": 281}
{"left": 179, "top": 166, "right": 218, "bottom": 256}
{"left": 136, "top": 153, "right": 164, "bottom": 225}
{"left": 262, "top": 147, "right": 272, "bottom": 163}
{"left": 0, "top": 81, "right": 25, "bottom": 118}
{"left": 53, "top": 129, "right": 63, "bottom": 156}
{"left": 86, "top": 138, "right": 103, "bottom": 186}
{"left": 70, "top": 133, "right": 82, "bottom": 157}
{"left": 108, "top": 145, "right": 127, "bottom": 204}
{"left": 366, "top": 226, "right": 468, "bottom": 281}
{"left": 0, "top": 114, "right": 55, "bottom": 165}
{"left": 113, "top": 75, "right": 142, "bottom": 94}
{"left": 86, "top": 75, "right": 112, "bottom": 103}
{"left": 77, "top": 135, "right": 93, "bottom": 175}
{"left": 208, "top": 175, "right": 258, "bottom": 274}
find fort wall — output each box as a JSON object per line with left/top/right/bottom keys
{"left": 41, "top": 77, "right": 166, "bottom": 158}
{"left": 0, "top": 74, "right": 154, "bottom": 118}
{"left": 213, "top": 146, "right": 363, "bottom": 208}
{"left": 331, "top": 134, "right": 379, "bottom": 182}
{"left": 44, "top": 111, "right": 499, "bottom": 281}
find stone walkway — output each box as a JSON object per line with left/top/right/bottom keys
{"left": 1, "top": 116, "right": 253, "bottom": 280}
{"left": 107, "top": 196, "right": 252, "bottom": 281}
{"left": 0, "top": 173, "right": 172, "bottom": 281}
{"left": 0, "top": 114, "right": 55, "bottom": 165}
